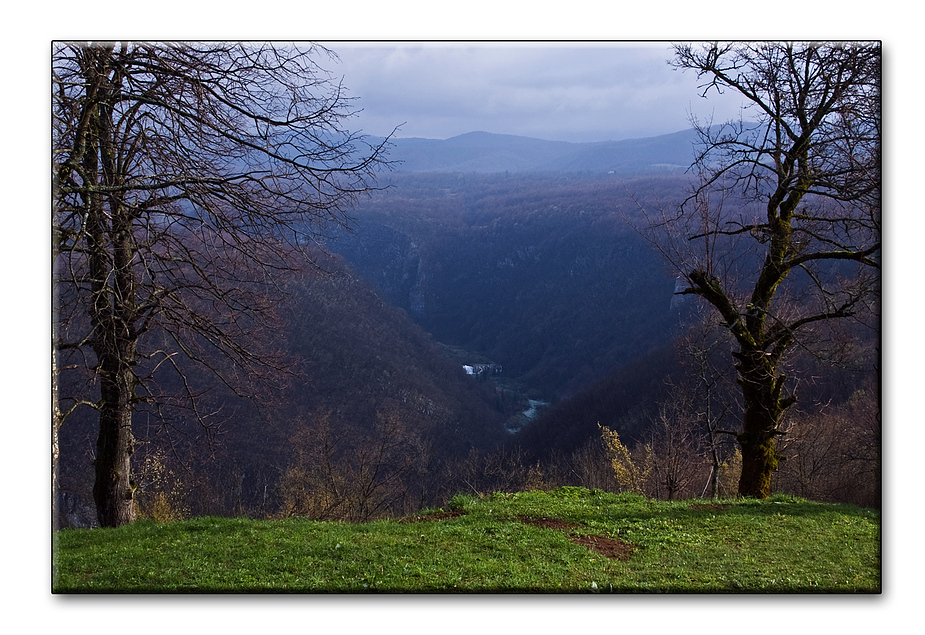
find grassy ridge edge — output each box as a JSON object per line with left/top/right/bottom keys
{"left": 53, "top": 487, "right": 880, "bottom": 593}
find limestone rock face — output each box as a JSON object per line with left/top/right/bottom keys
{"left": 55, "top": 491, "right": 98, "bottom": 529}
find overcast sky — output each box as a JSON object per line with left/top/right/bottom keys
{"left": 319, "top": 42, "right": 752, "bottom": 143}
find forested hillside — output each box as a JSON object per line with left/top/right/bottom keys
{"left": 57, "top": 162, "right": 878, "bottom": 527}
{"left": 329, "top": 171, "right": 696, "bottom": 401}
{"left": 56, "top": 253, "right": 513, "bottom": 525}
{"left": 322, "top": 162, "right": 878, "bottom": 508}
{"left": 55, "top": 131, "right": 879, "bottom": 529}
{"left": 55, "top": 131, "right": 712, "bottom": 526}
{"left": 60, "top": 163, "right": 877, "bottom": 525}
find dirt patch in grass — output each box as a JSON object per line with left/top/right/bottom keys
{"left": 569, "top": 534, "right": 638, "bottom": 561}
{"left": 398, "top": 509, "right": 467, "bottom": 523}
{"left": 517, "top": 516, "right": 638, "bottom": 561}
{"left": 399, "top": 512, "right": 639, "bottom": 561}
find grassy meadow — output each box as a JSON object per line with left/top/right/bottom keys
{"left": 52, "top": 487, "right": 880, "bottom": 593}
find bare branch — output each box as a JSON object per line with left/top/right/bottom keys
{"left": 53, "top": 41, "right": 392, "bottom": 526}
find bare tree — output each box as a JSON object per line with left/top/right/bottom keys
{"left": 649, "top": 42, "right": 880, "bottom": 498}
{"left": 774, "top": 381, "right": 880, "bottom": 508}
{"left": 52, "top": 41, "right": 392, "bottom": 526}
{"left": 674, "top": 313, "right": 738, "bottom": 499}
{"left": 645, "top": 383, "right": 706, "bottom": 501}
{"left": 279, "top": 407, "right": 427, "bottom": 522}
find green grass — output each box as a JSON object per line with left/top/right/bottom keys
{"left": 52, "top": 487, "right": 880, "bottom": 593}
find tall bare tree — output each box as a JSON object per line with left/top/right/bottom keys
{"left": 652, "top": 42, "right": 880, "bottom": 498}
{"left": 53, "top": 41, "right": 392, "bottom": 526}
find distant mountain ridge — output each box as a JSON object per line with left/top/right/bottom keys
{"left": 376, "top": 128, "right": 702, "bottom": 174}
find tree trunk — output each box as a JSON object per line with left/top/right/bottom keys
{"left": 737, "top": 424, "right": 778, "bottom": 499}
{"left": 52, "top": 348, "right": 61, "bottom": 531}
{"left": 83, "top": 58, "right": 140, "bottom": 527}
{"left": 93, "top": 366, "right": 136, "bottom": 527}
{"left": 734, "top": 353, "right": 790, "bottom": 498}
{"left": 90, "top": 251, "right": 139, "bottom": 528}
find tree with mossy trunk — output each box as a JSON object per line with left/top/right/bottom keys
{"left": 651, "top": 42, "right": 880, "bottom": 498}
{"left": 52, "top": 42, "right": 392, "bottom": 527}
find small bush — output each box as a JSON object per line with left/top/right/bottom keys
{"left": 599, "top": 424, "right": 653, "bottom": 495}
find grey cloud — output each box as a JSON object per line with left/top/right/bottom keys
{"left": 323, "top": 42, "right": 750, "bottom": 143}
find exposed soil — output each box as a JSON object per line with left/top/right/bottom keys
{"left": 568, "top": 534, "right": 638, "bottom": 561}
{"left": 398, "top": 511, "right": 638, "bottom": 561}
{"left": 518, "top": 515, "right": 638, "bottom": 561}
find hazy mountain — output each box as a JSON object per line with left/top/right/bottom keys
{"left": 538, "top": 129, "right": 700, "bottom": 173}
{"left": 376, "top": 128, "right": 702, "bottom": 174}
